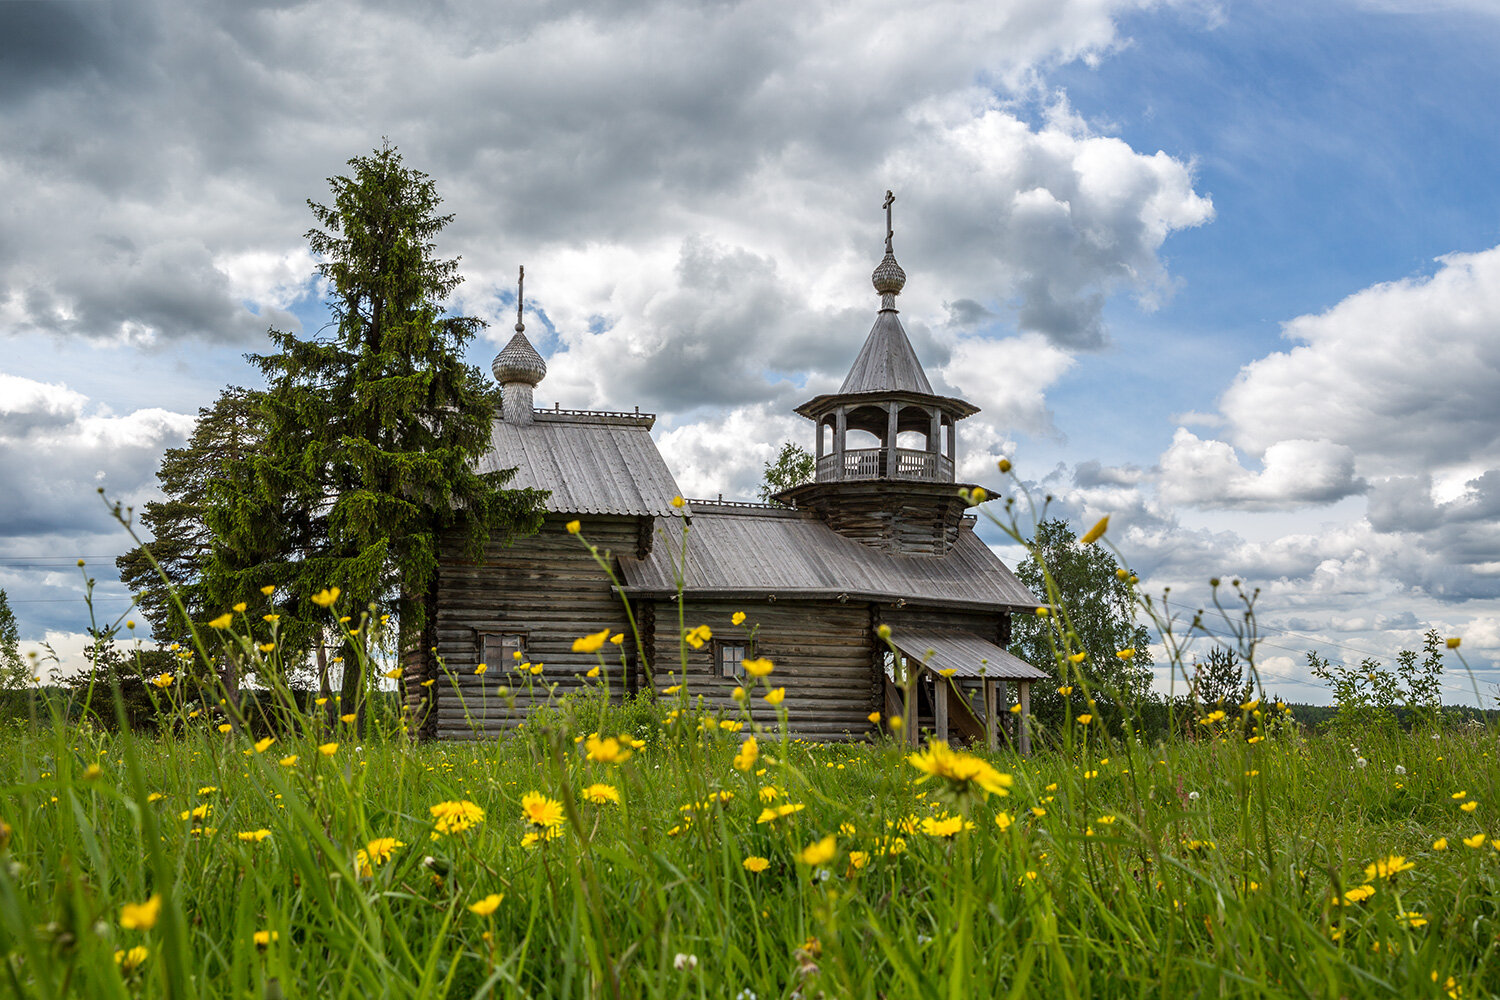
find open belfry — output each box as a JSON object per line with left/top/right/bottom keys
{"left": 405, "top": 194, "right": 1047, "bottom": 747}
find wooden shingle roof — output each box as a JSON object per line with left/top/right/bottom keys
{"left": 617, "top": 505, "right": 1037, "bottom": 610}
{"left": 476, "top": 411, "right": 685, "bottom": 517}
{"left": 839, "top": 308, "right": 933, "bottom": 395}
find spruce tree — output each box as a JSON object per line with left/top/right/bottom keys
{"left": 207, "top": 144, "right": 543, "bottom": 718}
{"left": 116, "top": 386, "right": 262, "bottom": 653}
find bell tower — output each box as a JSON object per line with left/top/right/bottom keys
{"left": 777, "top": 192, "right": 981, "bottom": 555}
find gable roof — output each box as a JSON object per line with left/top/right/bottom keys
{"left": 617, "top": 504, "right": 1037, "bottom": 610}
{"left": 476, "top": 410, "right": 684, "bottom": 517}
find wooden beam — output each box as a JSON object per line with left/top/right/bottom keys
{"left": 933, "top": 674, "right": 949, "bottom": 744}
{"left": 1018, "top": 680, "right": 1032, "bottom": 757}
{"left": 983, "top": 679, "right": 997, "bottom": 751}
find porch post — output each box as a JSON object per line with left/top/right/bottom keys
{"left": 834, "top": 407, "right": 847, "bottom": 481}
{"left": 886, "top": 402, "right": 899, "bottom": 478}
{"left": 983, "top": 679, "right": 997, "bottom": 751}
{"left": 933, "top": 674, "right": 949, "bottom": 744}
{"left": 1018, "top": 680, "right": 1032, "bottom": 757}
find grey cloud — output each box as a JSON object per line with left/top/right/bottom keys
{"left": 944, "top": 298, "right": 997, "bottom": 328}
{"left": 1074, "top": 459, "right": 1147, "bottom": 488}
{"left": 0, "top": 0, "right": 1208, "bottom": 362}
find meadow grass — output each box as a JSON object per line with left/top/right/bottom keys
{"left": 2, "top": 499, "right": 1497, "bottom": 998}
{"left": 2, "top": 672, "right": 1498, "bottom": 998}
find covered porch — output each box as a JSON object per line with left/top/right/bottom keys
{"left": 882, "top": 628, "right": 1049, "bottom": 756}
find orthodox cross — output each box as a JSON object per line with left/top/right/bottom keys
{"left": 515, "top": 265, "right": 525, "bottom": 332}
{"left": 883, "top": 190, "right": 895, "bottom": 254}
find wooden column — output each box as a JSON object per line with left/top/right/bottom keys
{"left": 983, "top": 679, "right": 997, "bottom": 751}
{"left": 1018, "top": 680, "right": 1032, "bottom": 757}
{"left": 933, "top": 674, "right": 949, "bottom": 744}
{"left": 929, "top": 409, "right": 942, "bottom": 476}
{"left": 816, "top": 418, "right": 825, "bottom": 460}
{"left": 834, "top": 408, "right": 847, "bottom": 481}
{"left": 886, "top": 403, "right": 899, "bottom": 477}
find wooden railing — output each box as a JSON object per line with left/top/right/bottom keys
{"left": 815, "top": 447, "right": 954, "bottom": 483}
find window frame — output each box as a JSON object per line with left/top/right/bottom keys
{"left": 714, "top": 639, "right": 750, "bottom": 680}
{"left": 477, "top": 631, "right": 528, "bottom": 673}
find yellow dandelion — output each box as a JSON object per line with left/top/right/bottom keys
{"left": 572, "top": 628, "right": 611, "bottom": 654}
{"left": 582, "top": 783, "right": 620, "bottom": 805}
{"left": 119, "top": 894, "right": 161, "bottom": 930}
{"left": 1080, "top": 515, "right": 1109, "bottom": 544}
{"left": 743, "top": 657, "right": 774, "bottom": 677}
{"left": 763, "top": 687, "right": 786, "bottom": 706}
{"left": 743, "top": 856, "right": 770, "bottom": 873}
{"left": 519, "top": 792, "right": 563, "bottom": 830}
{"left": 798, "top": 835, "right": 837, "bottom": 865}
{"left": 318, "top": 742, "right": 338, "bottom": 756}
{"left": 208, "top": 613, "right": 233, "bottom": 629}
{"left": 468, "top": 893, "right": 503, "bottom": 916}
{"left": 585, "top": 734, "right": 633, "bottom": 764}
{"left": 733, "top": 736, "right": 760, "bottom": 773}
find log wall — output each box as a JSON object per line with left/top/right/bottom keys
{"left": 651, "top": 598, "right": 880, "bottom": 740}
{"left": 429, "top": 515, "right": 642, "bottom": 740}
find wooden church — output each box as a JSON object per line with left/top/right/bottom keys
{"left": 403, "top": 197, "right": 1048, "bottom": 747}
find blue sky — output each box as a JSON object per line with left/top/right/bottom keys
{"left": 1, "top": 0, "right": 1498, "bottom": 703}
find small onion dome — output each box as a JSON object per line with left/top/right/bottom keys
{"left": 871, "top": 251, "right": 906, "bottom": 296}
{"left": 491, "top": 331, "right": 547, "bottom": 386}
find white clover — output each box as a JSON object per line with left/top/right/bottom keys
{"left": 673, "top": 953, "right": 698, "bottom": 971}
{"left": 1188, "top": 791, "right": 1200, "bottom": 802}
{"left": 1355, "top": 757, "right": 1367, "bottom": 769}
{"left": 1394, "top": 765, "right": 1407, "bottom": 775}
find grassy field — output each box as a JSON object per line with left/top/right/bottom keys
{"left": 2, "top": 656, "right": 1499, "bottom": 999}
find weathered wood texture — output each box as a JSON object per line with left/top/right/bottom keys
{"left": 401, "top": 582, "right": 440, "bottom": 740}
{"left": 651, "top": 598, "right": 879, "bottom": 740}
{"left": 787, "top": 481, "right": 971, "bottom": 555}
{"left": 875, "top": 605, "right": 1024, "bottom": 746}
{"left": 429, "top": 515, "right": 642, "bottom": 740}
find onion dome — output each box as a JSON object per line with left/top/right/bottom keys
{"left": 491, "top": 264, "right": 547, "bottom": 386}
{"left": 491, "top": 330, "right": 546, "bottom": 386}
{"left": 871, "top": 251, "right": 906, "bottom": 296}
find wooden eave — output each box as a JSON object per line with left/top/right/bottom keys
{"left": 792, "top": 389, "right": 980, "bottom": 421}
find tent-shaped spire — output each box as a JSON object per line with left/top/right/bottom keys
{"left": 839, "top": 310, "right": 933, "bottom": 395}
{"left": 837, "top": 190, "right": 933, "bottom": 395}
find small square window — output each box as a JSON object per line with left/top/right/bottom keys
{"left": 480, "top": 632, "right": 526, "bottom": 669}
{"left": 717, "top": 641, "right": 748, "bottom": 679}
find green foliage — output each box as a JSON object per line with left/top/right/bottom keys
{"left": 205, "top": 144, "right": 545, "bottom": 706}
{"left": 116, "top": 387, "right": 262, "bottom": 656}
{"left": 1308, "top": 630, "right": 1446, "bottom": 739}
{"left": 757, "top": 441, "right": 814, "bottom": 503}
{"left": 1194, "top": 646, "right": 1251, "bottom": 707}
{"left": 1009, "top": 519, "right": 1153, "bottom": 726}
{"left": 0, "top": 589, "right": 24, "bottom": 691}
